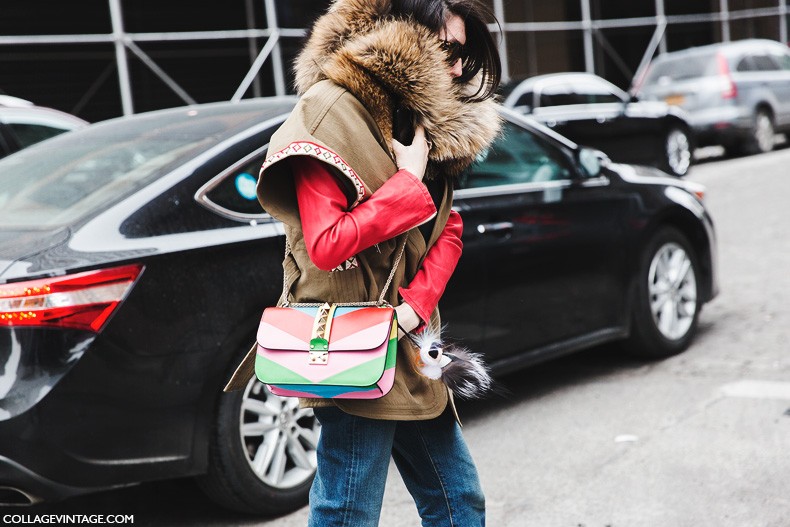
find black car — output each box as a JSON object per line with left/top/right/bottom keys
{"left": 502, "top": 73, "right": 695, "bottom": 177}
{"left": 0, "top": 99, "right": 717, "bottom": 514}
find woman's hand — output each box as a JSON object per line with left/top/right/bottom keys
{"left": 395, "top": 302, "right": 421, "bottom": 340}
{"left": 392, "top": 125, "right": 430, "bottom": 181}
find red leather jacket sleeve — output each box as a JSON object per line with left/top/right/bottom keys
{"left": 398, "top": 210, "right": 463, "bottom": 330}
{"left": 292, "top": 156, "right": 436, "bottom": 271}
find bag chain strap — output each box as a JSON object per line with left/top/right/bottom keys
{"left": 279, "top": 236, "right": 408, "bottom": 308}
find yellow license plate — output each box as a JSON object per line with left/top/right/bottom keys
{"left": 665, "top": 94, "right": 685, "bottom": 106}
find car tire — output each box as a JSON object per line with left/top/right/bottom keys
{"left": 624, "top": 227, "right": 701, "bottom": 358}
{"left": 734, "top": 109, "right": 775, "bottom": 156}
{"left": 663, "top": 126, "right": 692, "bottom": 177}
{"left": 195, "top": 348, "right": 320, "bottom": 515}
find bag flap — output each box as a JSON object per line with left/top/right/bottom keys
{"left": 257, "top": 306, "right": 395, "bottom": 352}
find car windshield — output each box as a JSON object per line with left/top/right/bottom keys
{"left": 0, "top": 103, "right": 289, "bottom": 228}
{"left": 642, "top": 52, "right": 718, "bottom": 84}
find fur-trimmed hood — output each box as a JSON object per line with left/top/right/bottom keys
{"left": 294, "top": 0, "right": 501, "bottom": 177}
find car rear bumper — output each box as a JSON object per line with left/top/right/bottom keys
{"left": 687, "top": 106, "right": 754, "bottom": 146}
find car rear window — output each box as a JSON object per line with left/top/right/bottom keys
{"left": 642, "top": 53, "right": 718, "bottom": 84}
{"left": 0, "top": 103, "right": 289, "bottom": 228}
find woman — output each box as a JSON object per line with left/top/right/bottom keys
{"left": 255, "top": 0, "right": 501, "bottom": 524}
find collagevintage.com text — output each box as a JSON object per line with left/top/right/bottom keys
{"left": 3, "top": 515, "right": 134, "bottom": 524}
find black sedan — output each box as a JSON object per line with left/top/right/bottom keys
{"left": 502, "top": 73, "right": 695, "bottom": 177}
{"left": 0, "top": 99, "right": 717, "bottom": 514}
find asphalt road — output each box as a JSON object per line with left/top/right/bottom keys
{"left": 9, "top": 146, "right": 790, "bottom": 526}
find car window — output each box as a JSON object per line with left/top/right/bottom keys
{"left": 642, "top": 53, "right": 718, "bottom": 84}
{"left": 513, "top": 92, "right": 534, "bottom": 111}
{"left": 780, "top": 52, "right": 790, "bottom": 71}
{"left": 752, "top": 54, "right": 780, "bottom": 71}
{"left": 5, "top": 121, "right": 71, "bottom": 148}
{"left": 200, "top": 154, "right": 266, "bottom": 218}
{"left": 540, "top": 81, "right": 621, "bottom": 107}
{"left": 539, "top": 84, "right": 586, "bottom": 106}
{"left": 736, "top": 56, "right": 758, "bottom": 72}
{"left": 573, "top": 82, "right": 623, "bottom": 104}
{"left": 458, "top": 121, "right": 572, "bottom": 189}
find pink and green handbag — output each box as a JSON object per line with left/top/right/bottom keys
{"left": 252, "top": 239, "right": 406, "bottom": 400}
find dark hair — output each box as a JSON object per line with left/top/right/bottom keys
{"left": 389, "top": 0, "right": 502, "bottom": 101}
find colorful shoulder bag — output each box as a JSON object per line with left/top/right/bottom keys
{"left": 253, "top": 239, "right": 406, "bottom": 399}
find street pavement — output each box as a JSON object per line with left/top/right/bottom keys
{"left": 12, "top": 146, "right": 790, "bottom": 526}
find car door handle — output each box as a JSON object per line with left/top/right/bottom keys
{"left": 477, "top": 222, "right": 514, "bottom": 234}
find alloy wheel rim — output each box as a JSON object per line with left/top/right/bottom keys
{"left": 755, "top": 113, "right": 774, "bottom": 153}
{"left": 666, "top": 129, "right": 691, "bottom": 176}
{"left": 648, "top": 242, "right": 697, "bottom": 341}
{"left": 239, "top": 380, "right": 320, "bottom": 489}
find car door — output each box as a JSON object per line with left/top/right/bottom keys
{"left": 447, "top": 119, "right": 630, "bottom": 363}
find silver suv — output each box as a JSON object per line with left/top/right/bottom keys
{"left": 636, "top": 39, "right": 790, "bottom": 156}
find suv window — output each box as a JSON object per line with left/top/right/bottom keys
{"left": 736, "top": 56, "right": 758, "bottom": 72}
{"left": 752, "top": 54, "right": 780, "bottom": 71}
{"left": 199, "top": 155, "right": 266, "bottom": 218}
{"left": 459, "top": 121, "right": 572, "bottom": 189}
{"left": 643, "top": 53, "right": 718, "bottom": 84}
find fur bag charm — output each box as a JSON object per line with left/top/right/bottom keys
{"left": 408, "top": 327, "right": 493, "bottom": 400}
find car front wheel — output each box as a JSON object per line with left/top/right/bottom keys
{"left": 624, "top": 227, "right": 701, "bottom": 358}
{"left": 663, "top": 127, "right": 692, "bottom": 177}
{"left": 196, "top": 358, "right": 320, "bottom": 514}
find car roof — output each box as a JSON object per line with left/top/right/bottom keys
{"left": 0, "top": 95, "right": 35, "bottom": 108}
{"left": 509, "top": 72, "right": 612, "bottom": 91}
{"left": 0, "top": 105, "right": 89, "bottom": 126}
{"left": 652, "top": 38, "right": 789, "bottom": 62}
{"left": 502, "top": 73, "right": 624, "bottom": 107}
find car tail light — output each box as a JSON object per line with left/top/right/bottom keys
{"left": 717, "top": 53, "right": 737, "bottom": 99}
{"left": 0, "top": 264, "right": 142, "bottom": 332}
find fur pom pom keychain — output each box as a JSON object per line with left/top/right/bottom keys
{"left": 406, "top": 326, "right": 493, "bottom": 400}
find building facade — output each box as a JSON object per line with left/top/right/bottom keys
{"left": 1, "top": 0, "right": 788, "bottom": 122}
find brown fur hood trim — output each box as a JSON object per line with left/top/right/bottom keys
{"left": 294, "top": 0, "right": 501, "bottom": 177}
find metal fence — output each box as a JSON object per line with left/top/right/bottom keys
{"left": 0, "top": 0, "right": 787, "bottom": 116}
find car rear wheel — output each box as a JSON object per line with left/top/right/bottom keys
{"left": 732, "top": 109, "right": 775, "bottom": 156}
{"left": 624, "top": 227, "right": 701, "bottom": 358}
{"left": 663, "top": 127, "right": 692, "bottom": 177}
{"left": 196, "top": 355, "right": 320, "bottom": 515}
{"left": 752, "top": 110, "right": 775, "bottom": 154}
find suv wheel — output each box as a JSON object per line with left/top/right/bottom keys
{"left": 624, "top": 227, "right": 701, "bottom": 358}
{"left": 663, "top": 127, "right": 692, "bottom": 177}
{"left": 196, "top": 358, "right": 320, "bottom": 514}
{"left": 752, "top": 110, "right": 775, "bottom": 154}
{"left": 732, "top": 109, "right": 775, "bottom": 156}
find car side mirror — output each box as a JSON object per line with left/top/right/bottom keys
{"left": 577, "top": 148, "right": 608, "bottom": 178}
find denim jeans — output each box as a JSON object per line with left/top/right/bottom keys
{"left": 308, "top": 406, "right": 485, "bottom": 527}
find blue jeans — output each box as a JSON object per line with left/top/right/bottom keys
{"left": 308, "top": 406, "right": 485, "bottom": 527}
